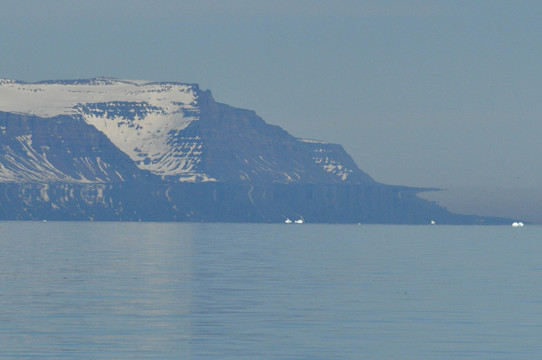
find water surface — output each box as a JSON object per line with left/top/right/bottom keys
{"left": 1, "top": 222, "right": 541, "bottom": 359}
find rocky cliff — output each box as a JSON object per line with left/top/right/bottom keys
{"left": 0, "top": 78, "right": 508, "bottom": 224}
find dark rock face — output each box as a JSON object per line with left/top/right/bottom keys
{"left": 0, "top": 111, "right": 144, "bottom": 183}
{"left": 0, "top": 78, "right": 510, "bottom": 224}
{"left": 0, "top": 182, "right": 506, "bottom": 224}
{"left": 182, "top": 97, "right": 375, "bottom": 184}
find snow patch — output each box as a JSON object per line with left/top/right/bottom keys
{"left": 0, "top": 78, "right": 198, "bottom": 117}
{"left": 0, "top": 78, "right": 218, "bottom": 182}
{"left": 298, "top": 138, "right": 327, "bottom": 144}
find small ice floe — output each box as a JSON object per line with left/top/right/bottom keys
{"left": 284, "top": 218, "right": 292, "bottom": 224}
{"left": 512, "top": 222, "right": 525, "bottom": 227}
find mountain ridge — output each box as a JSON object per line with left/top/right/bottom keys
{"left": 0, "top": 77, "right": 511, "bottom": 224}
{"left": 0, "top": 77, "right": 376, "bottom": 185}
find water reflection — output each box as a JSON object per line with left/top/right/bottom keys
{"left": 0, "top": 222, "right": 196, "bottom": 358}
{"left": 1, "top": 223, "right": 542, "bottom": 359}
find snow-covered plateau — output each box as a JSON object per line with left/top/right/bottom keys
{"left": 0, "top": 78, "right": 373, "bottom": 184}
{"left": 0, "top": 78, "right": 512, "bottom": 224}
{"left": 0, "top": 78, "right": 212, "bottom": 181}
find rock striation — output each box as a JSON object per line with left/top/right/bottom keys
{"left": 0, "top": 78, "right": 507, "bottom": 223}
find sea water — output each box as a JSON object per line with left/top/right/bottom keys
{"left": 1, "top": 222, "right": 541, "bottom": 359}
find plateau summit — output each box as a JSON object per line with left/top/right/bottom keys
{"left": 0, "top": 78, "right": 506, "bottom": 223}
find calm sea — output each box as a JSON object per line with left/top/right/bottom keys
{"left": 1, "top": 222, "right": 541, "bottom": 359}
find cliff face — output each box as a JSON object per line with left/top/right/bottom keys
{"left": 182, "top": 97, "right": 375, "bottom": 184}
{"left": 0, "top": 111, "right": 144, "bottom": 183}
{"left": 0, "top": 78, "right": 373, "bottom": 185}
{"left": 0, "top": 78, "right": 508, "bottom": 224}
{"left": 0, "top": 182, "right": 503, "bottom": 224}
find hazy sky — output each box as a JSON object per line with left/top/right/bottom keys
{"left": 1, "top": 0, "right": 541, "bottom": 221}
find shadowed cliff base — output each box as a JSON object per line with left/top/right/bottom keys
{"left": 0, "top": 182, "right": 511, "bottom": 224}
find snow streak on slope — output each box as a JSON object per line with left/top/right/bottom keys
{"left": 0, "top": 134, "right": 99, "bottom": 183}
{"left": 298, "top": 138, "right": 354, "bottom": 181}
{"left": 75, "top": 101, "right": 211, "bottom": 181}
{"left": 0, "top": 134, "right": 70, "bottom": 182}
{"left": 0, "top": 78, "right": 216, "bottom": 181}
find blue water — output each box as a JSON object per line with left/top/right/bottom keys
{"left": 1, "top": 222, "right": 542, "bottom": 359}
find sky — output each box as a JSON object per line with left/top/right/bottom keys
{"left": 1, "top": 0, "right": 541, "bottom": 222}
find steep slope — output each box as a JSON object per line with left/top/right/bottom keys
{"left": 0, "top": 77, "right": 511, "bottom": 224}
{"left": 0, "top": 111, "right": 145, "bottom": 183}
{"left": 176, "top": 93, "right": 376, "bottom": 184}
{"left": 0, "top": 78, "right": 374, "bottom": 184}
{"left": 0, "top": 78, "right": 209, "bottom": 182}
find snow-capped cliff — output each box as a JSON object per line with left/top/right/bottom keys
{"left": 0, "top": 78, "right": 509, "bottom": 224}
{"left": 0, "top": 78, "right": 375, "bottom": 184}
{"left": 0, "top": 78, "right": 212, "bottom": 181}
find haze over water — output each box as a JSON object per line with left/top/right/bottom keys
{"left": 1, "top": 221, "right": 541, "bottom": 359}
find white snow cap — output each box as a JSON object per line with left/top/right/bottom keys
{"left": 0, "top": 78, "right": 216, "bottom": 182}
{"left": 0, "top": 78, "right": 198, "bottom": 117}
